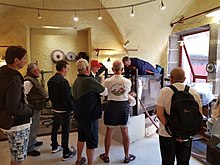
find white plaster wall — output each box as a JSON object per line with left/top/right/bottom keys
{"left": 0, "top": 0, "right": 124, "bottom": 77}
{"left": 30, "top": 28, "right": 82, "bottom": 85}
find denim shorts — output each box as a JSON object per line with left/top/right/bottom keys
{"left": 5, "top": 127, "right": 30, "bottom": 162}
{"left": 77, "top": 119, "right": 98, "bottom": 149}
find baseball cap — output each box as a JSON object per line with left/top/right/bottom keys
{"left": 91, "top": 60, "right": 102, "bottom": 68}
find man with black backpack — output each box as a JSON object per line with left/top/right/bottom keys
{"left": 155, "top": 67, "right": 203, "bottom": 165}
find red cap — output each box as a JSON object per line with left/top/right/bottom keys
{"left": 91, "top": 60, "right": 102, "bottom": 68}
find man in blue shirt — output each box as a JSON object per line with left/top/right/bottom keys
{"left": 122, "top": 56, "right": 159, "bottom": 75}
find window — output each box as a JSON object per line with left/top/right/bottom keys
{"left": 181, "top": 31, "right": 209, "bottom": 83}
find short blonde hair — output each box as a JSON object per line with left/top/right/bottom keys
{"left": 76, "top": 59, "right": 89, "bottom": 73}
{"left": 112, "top": 60, "right": 123, "bottom": 71}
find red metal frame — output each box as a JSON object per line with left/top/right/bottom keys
{"left": 180, "top": 36, "right": 208, "bottom": 82}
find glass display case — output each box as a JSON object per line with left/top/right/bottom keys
{"left": 126, "top": 68, "right": 164, "bottom": 115}
{"left": 135, "top": 75, "right": 162, "bottom": 114}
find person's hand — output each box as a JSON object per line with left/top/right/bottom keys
{"left": 128, "top": 65, "right": 136, "bottom": 70}
{"left": 129, "top": 91, "right": 136, "bottom": 97}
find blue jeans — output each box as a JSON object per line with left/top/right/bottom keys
{"left": 159, "top": 135, "right": 192, "bottom": 165}
{"left": 28, "top": 110, "right": 41, "bottom": 152}
{"left": 51, "top": 112, "right": 71, "bottom": 155}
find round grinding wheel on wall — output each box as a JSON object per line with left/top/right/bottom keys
{"left": 51, "top": 49, "right": 65, "bottom": 63}
{"left": 66, "top": 51, "right": 76, "bottom": 61}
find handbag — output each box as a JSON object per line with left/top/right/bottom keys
{"left": 0, "top": 109, "right": 15, "bottom": 130}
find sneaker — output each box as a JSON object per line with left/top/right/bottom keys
{"left": 34, "top": 141, "right": 43, "bottom": 147}
{"left": 27, "top": 150, "right": 41, "bottom": 156}
{"left": 62, "top": 147, "right": 77, "bottom": 161}
{"left": 52, "top": 145, "right": 63, "bottom": 153}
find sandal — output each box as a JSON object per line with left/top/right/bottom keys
{"left": 76, "top": 157, "right": 86, "bottom": 165}
{"left": 124, "top": 154, "right": 136, "bottom": 163}
{"left": 99, "top": 153, "right": 110, "bottom": 163}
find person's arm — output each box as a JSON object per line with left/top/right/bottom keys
{"left": 24, "top": 80, "right": 33, "bottom": 95}
{"left": 100, "top": 87, "right": 108, "bottom": 96}
{"left": 155, "top": 88, "right": 167, "bottom": 126}
{"left": 90, "top": 78, "right": 108, "bottom": 96}
{"left": 128, "top": 94, "right": 136, "bottom": 106}
{"left": 59, "top": 80, "right": 74, "bottom": 112}
{"left": 6, "top": 76, "right": 32, "bottom": 116}
{"left": 156, "top": 105, "right": 167, "bottom": 126}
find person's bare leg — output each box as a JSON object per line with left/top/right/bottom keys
{"left": 121, "top": 127, "right": 130, "bottom": 157}
{"left": 86, "top": 148, "right": 95, "bottom": 165}
{"left": 104, "top": 127, "right": 114, "bottom": 157}
{"left": 10, "top": 160, "right": 22, "bottom": 165}
{"left": 76, "top": 141, "right": 85, "bottom": 161}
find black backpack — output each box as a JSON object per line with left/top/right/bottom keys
{"left": 165, "top": 85, "right": 203, "bottom": 139}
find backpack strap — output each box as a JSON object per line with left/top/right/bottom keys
{"left": 169, "top": 85, "right": 178, "bottom": 93}
{"left": 184, "top": 85, "right": 190, "bottom": 92}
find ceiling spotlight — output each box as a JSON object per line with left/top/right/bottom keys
{"left": 37, "top": 9, "right": 42, "bottom": 19}
{"left": 123, "top": 40, "right": 130, "bottom": 48}
{"left": 73, "top": 11, "right": 79, "bottom": 21}
{"left": 98, "top": 10, "right": 102, "bottom": 20}
{"left": 130, "top": 6, "right": 135, "bottom": 17}
{"left": 160, "top": 0, "right": 166, "bottom": 10}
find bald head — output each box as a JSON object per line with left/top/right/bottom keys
{"left": 170, "top": 67, "right": 185, "bottom": 83}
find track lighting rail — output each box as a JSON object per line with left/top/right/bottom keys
{"left": 0, "top": 0, "right": 156, "bottom": 12}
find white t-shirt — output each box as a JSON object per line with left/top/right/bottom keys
{"left": 103, "top": 75, "right": 135, "bottom": 105}
{"left": 155, "top": 82, "right": 202, "bottom": 137}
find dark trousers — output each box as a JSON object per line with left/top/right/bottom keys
{"left": 51, "top": 112, "right": 71, "bottom": 155}
{"left": 159, "top": 135, "right": 192, "bottom": 165}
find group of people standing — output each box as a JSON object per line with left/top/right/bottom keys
{"left": 0, "top": 45, "right": 205, "bottom": 165}
{"left": 0, "top": 46, "right": 137, "bottom": 165}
